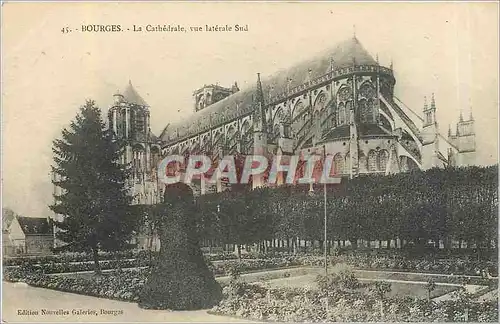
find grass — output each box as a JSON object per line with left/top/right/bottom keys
{"left": 262, "top": 274, "right": 458, "bottom": 299}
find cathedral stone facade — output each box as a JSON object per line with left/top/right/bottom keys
{"left": 109, "top": 36, "right": 476, "bottom": 204}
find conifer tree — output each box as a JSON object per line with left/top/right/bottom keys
{"left": 50, "top": 100, "right": 135, "bottom": 272}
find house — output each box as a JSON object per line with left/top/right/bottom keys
{"left": 7, "top": 216, "right": 54, "bottom": 255}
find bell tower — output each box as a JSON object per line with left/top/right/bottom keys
{"left": 109, "top": 81, "right": 160, "bottom": 204}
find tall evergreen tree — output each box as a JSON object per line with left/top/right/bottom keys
{"left": 50, "top": 100, "right": 135, "bottom": 272}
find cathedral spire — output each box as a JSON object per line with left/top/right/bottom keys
{"left": 256, "top": 72, "right": 264, "bottom": 106}
{"left": 254, "top": 72, "right": 267, "bottom": 132}
{"left": 430, "top": 93, "right": 436, "bottom": 110}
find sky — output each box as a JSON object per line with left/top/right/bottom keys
{"left": 2, "top": 1, "right": 498, "bottom": 218}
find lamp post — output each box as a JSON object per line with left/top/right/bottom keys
{"left": 323, "top": 144, "right": 328, "bottom": 276}
{"left": 309, "top": 145, "right": 329, "bottom": 276}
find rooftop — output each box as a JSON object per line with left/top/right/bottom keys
{"left": 118, "top": 80, "right": 149, "bottom": 107}
{"left": 16, "top": 216, "right": 52, "bottom": 235}
{"left": 162, "top": 36, "right": 382, "bottom": 143}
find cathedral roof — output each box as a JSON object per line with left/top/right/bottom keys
{"left": 162, "top": 36, "right": 378, "bottom": 143}
{"left": 121, "top": 81, "right": 149, "bottom": 107}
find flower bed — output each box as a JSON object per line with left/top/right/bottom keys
{"left": 3, "top": 257, "right": 299, "bottom": 281}
{"left": 2, "top": 250, "right": 154, "bottom": 267}
{"left": 211, "top": 280, "right": 499, "bottom": 322}
{"left": 336, "top": 255, "right": 498, "bottom": 277}
{"left": 6, "top": 258, "right": 150, "bottom": 274}
{"left": 4, "top": 269, "right": 147, "bottom": 302}
{"left": 208, "top": 258, "right": 302, "bottom": 276}
{"left": 3, "top": 251, "right": 260, "bottom": 267}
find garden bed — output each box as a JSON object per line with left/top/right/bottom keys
{"left": 210, "top": 276, "right": 498, "bottom": 322}
{"left": 262, "top": 274, "right": 459, "bottom": 299}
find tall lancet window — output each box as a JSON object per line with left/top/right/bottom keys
{"left": 333, "top": 153, "right": 344, "bottom": 175}
{"left": 359, "top": 82, "right": 376, "bottom": 124}
{"left": 337, "top": 86, "right": 353, "bottom": 126}
{"left": 377, "top": 150, "right": 389, "bottom": 172}
{"left": 345, "top": 101, "right": 352, "bottom": 124}
{"left": 291, "top": 101, "right": 305, "bottom": 136}
{"left": 368, "top": 150, "right": 377, "bottom": 172}
{"left": 367, "top": 99, "right": 375, "bottom": 123}
{"left": 338, "top": 102, "right": 345, "bottom": 125}
{"left": 359, "top": 99, "right": 368, "bottom": 123}
{"left": 344, "top": 152, "right": 351, "bottom": 174}
{"left": 358, "top": 152, "right": 367, "bottom": 173}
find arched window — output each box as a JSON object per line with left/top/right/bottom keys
{"left": 292, "top": 101, "right": 305, "bottom": 121}
{"left": 359, "top": 82, "right": 376, "bottom": 100}
{"left": 333, "top": 153, "right": 344, "bottom": 175}
{"left": 377, "top": 150, "right": 389, "bottom": 172}
{"left": 368, "top": 150, "right": 377, "bottom": 172}
{"left": 338, "top": 102, "right": 345, "bottom": 125}
{"left": 151, "top": 146, "right": 161, "bottom": 169}
{"left": 366, "top": 99, "right": 375, "bottom": 123}
{"left": 273, "top": 123, "right": 280, "bottom": 139}
{"left": 345, "top": 101, "right": 352, "bottom": 124}
{"left": 314, "top": 93, "right": 327, "bottom": 111}
{"left": 291, "top": 101, "right": 306, "bottom": 136}
{"left": 239, "top": 120, "right": 252, "bottom": 154}
{"left": 226, "top": 128, "right": 239, "bottom": 154}
{"left": 338, "top": 86, "right": 353, "bottom": 101}
{"left": 359, "top": 99, "right": 369, "bottom": 123}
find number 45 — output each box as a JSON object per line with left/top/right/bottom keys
{"left": 61, "top": 27, "right": 70, "bottom": 33}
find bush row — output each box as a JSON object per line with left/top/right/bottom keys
{"left": 4, "top": 257, "right": 301, "bottom": 278}
{"left": 3, "top": 251, "right": 254, "bottom": 267}
{"left": 12, "top": 258, "right": 150, "bottom": 274}
{"left": 4, "top": 251, "right": 498, "bottom": 277}
{"left": 4, "top": 269, "right": 146, "bottom": 302}
{"left": 2, "top": 250, "right": 153, "bottom": 266}
{"left": 335, "top": 255, "right": 498, "bottom": 277}
{"left": 208, "top": 258, "right": 302, "bottom": 276}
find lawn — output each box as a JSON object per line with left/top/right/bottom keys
{"left": 263, "top": 274, "right": 459, "bottom": 299}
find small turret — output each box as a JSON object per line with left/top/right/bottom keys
{"left": 455, "top": 107, "right": 476, "bottom": 165}
{"left": 193, "top": 82, "right": 238, "bottom": 112}
{"left": 423, "top": 93, "right": 437, "bottom": 127}
{"left": 421, "top": 93, "right": 440, "bottom": 170}
{"left": 252, "top": 72, "right": 268, "bottom": 189}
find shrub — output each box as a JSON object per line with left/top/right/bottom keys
{"left": 316, "top": 267, "right": 361, "bottom": 292}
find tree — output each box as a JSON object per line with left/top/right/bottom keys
{"left": 2, "top": 207, "right": 16, "bottom": 229}
{"left": 50, "top": 100, "right": 135, "bottom": 273}
{"left": 426, "top": 278, "right": 436, "bottom": 301}
{"left": 139, "top": 182, "right": 222, "bottom": 310}
{"left": 369, "top": 281, "right": 391, "bottom": 318}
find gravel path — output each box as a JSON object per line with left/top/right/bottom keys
{"left": 2, "top": 281, "right": 255, "bottom": 323}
